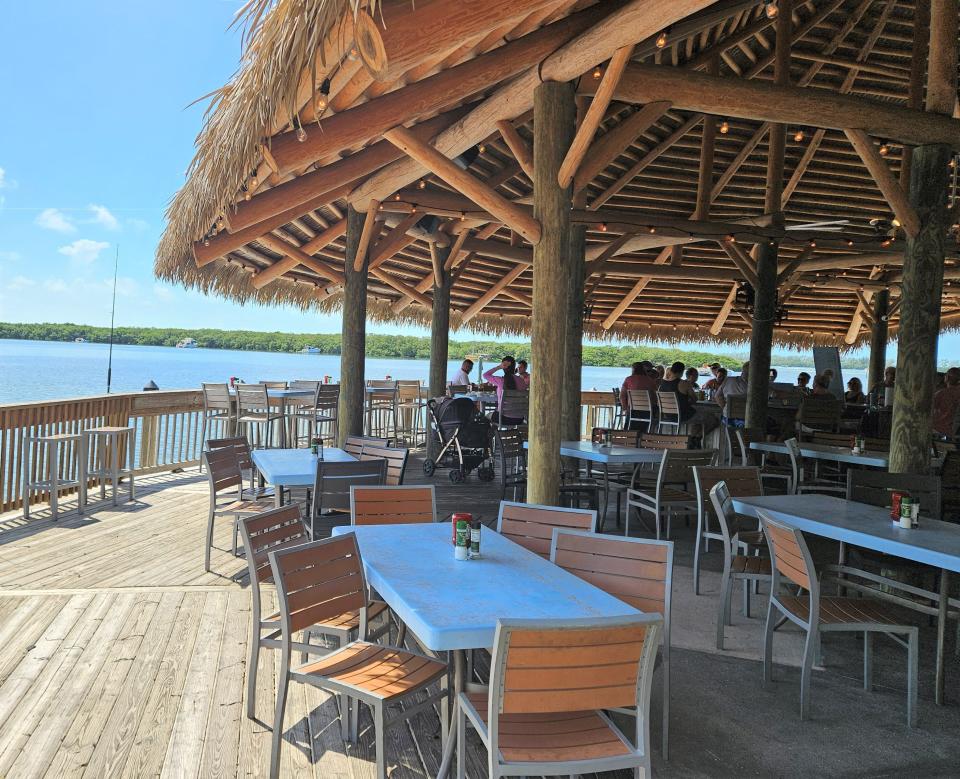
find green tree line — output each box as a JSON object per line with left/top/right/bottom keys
{"left": 0, "top": 321, "right": 868, "bottom": 369}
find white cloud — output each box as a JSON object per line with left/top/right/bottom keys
{"left": 36, "top": 207, "right": 76, "bottom": 233}
{"left": 127, "top": 217, "right": 149, "bottom": 231}
{"left": 88, "top": 204, "right": 119, "bottom": 231}
{"left": 6, "top": 275, "right": 34, "bottom": 290}
{"left": 58, "top": 238, "right": 110, "bottom": 265}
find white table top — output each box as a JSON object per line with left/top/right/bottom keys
{"left": 732, "top": 494, "right": 960, "bottom": 573}
{"left": 251, "top": 447, "right": 356, "bottom": 486}
{"left": 331, "top": 523, "right": 639, "bottom": 651}
{"left": 524, "top": 439, "right": 664, "bottom": 464}
{"left": 750, "top": 440, "right": 890, "bottom": 468}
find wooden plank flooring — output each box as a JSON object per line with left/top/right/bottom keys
{"left": 0, "top": 468, "right": 626, "bottom": 778}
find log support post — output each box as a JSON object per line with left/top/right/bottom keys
{"left": 337, "top": 206, "right": 369, "bottom": 446}
{"left": 867, "top": 288, "right": 889, "bottom": 393}
{"left": 429, "top": 245, "right": 453, "bottom": 400}
{"left": 562, "top": 224, "right": 587, "bottom": 443}
{"left": 890, "top": 144, "right": 952, "bottom": 472}
{"left": 890, "top": 0, "right": 956, "bottom": 475}
{"left": 528, "top": 80, "right": 576, "bottom": 506}
{"left": 745, "top": 0, "right": 790, "bottom": 430}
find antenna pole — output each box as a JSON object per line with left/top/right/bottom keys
{"left": 106, "top": 245, "right": 119, "bottom": 394}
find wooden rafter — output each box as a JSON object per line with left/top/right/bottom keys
{"left": 353, "top": 204, "right": 380, "bottom": 271}
{"left": 368, "top": 212, "right": 423, "bottom": 270}
{"left": 252, "top": 219, "right": 346, "bottom": 288}
{"left": 709, "top": 281, "right": 739, "bottom": 336}
{"left": 601, "top": 246, "right": 670, "bottom": 329}
{"left": 257, "top": 233, "right": 346, "bottom": 287}
{"left": 845, "top": 129, "right": 921, "bottom": 238}
{"left": 461, "top": 264, "right": 527, "bottom": 322}
{"left": 496, "top": 120, "right": 534, "bottom": 179}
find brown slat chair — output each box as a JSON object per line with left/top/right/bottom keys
{"left": 268, "top": 534, "right": 447, "bottom": 779}
{"left": 759, "top": 511, "right": 918, "bottom": 726}
{"left": 796, "top": 395, "right": 842, "bottom": 439}
{"left": 350, "top": 485, "right": 437, "bottom": 525}
{"left": 201, "top": 446, "right": 273, "bottom": 572}
{"left": 207, "top": 435, "right": 272, "bottom": 499}
{"left": 455, "top": 613, "right": 662, "bottom": 778}
{"left": 627, "top": 449, "right": 717, "bottom": 539}
{"left": 237, "top": 504, "right": 388, "bottom": 720}
{"left": 344, "top": 434, "right": 392, "bottom": 458}
{"left": 550, "top": 529, "right": 674, "bottom": 759}
{"left": 496, "top": 500, "right": 596, "bottom": 558}
{"left": 310, "top": 459, "right": 387, "bottom": 537}
{"left": 708, "top": 481, "right": 772, "bottom": 650}
{"left": 639, "top": 432, "right": 691, "bottom": 450}
{"left": 359, "top": 444, "right": 410, "bottom": 485}
{"left": 200, "top": 382, "right": 233, "bottom": 453}
{"left": 691, "top": 466, "right": 765, "bottom": 596}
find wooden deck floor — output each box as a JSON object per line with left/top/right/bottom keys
{"left": 0, "top": 468, "right": 628, "bottom": 779}
{"left": 2, "top": 463, "right": 958, "bottom": 778}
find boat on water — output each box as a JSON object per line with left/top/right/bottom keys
{"left": 73, "top": 337, "right": 86, "bottom": 343}
{"left": 300, "top": 346, "right": 322, "bottom": 354}
{"left": 176, "top": 337, "right": 198, "bottom": 348}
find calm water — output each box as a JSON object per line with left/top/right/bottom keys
{"left": 0, "top": 338, "right": 866, "bottom": 405}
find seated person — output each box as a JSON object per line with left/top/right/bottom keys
{"left": 449, "top": 359, "right": 473, "bottom": 387}
{"left": 714, "top": 362, "right": 748, "bottom": 413}
{"left": 685, "top": 366, "right": 701, "bottom": 390}
{"left": 621, "top": 361, "right": 659, "bottom": 430}
{"left": 703, "top": 367, "right": 727, "bottom": 393}
{"left": 796, "top": 371, "right": 811, "bottom": 394}
{"left": 811, "top": 375, "right": 832, "bottom": 396}
{"left": 933, "top": 367, "right": 960, "bottom": 437}
{"left": 660, "top": 361, "right": 717, "bottom": 435}
{"left": 844, "top": 377, "right": 866, "bottom": 405}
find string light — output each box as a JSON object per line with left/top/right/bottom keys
{"left": 599, "top": 222, "right": 608, "bottom": 232}
{"left": 348, "top": 47, "right": 359, "bottom": 61}
{"left": 250, "top": 175, "right": 258, "bottom": 188}
{"left": 296, "top": 125, "right": 307, "bottom": 143}
{"left": 478, "top": 143, "right": 487, "bottom": 154}
{"left": 763, "top": 0, "right": 778, "bottom": 19}
{"left": 315, "top": 78, "right": 331, "bottom": 113}
{"left": 411, "top": 204, "right": 418, "bottom": 214}
{"left": 793, "top": 127, "right": 805, "bottom": 143}
{"left": 878, "top": 140, "right": 891, "bottom": 157}
{"left": 881, "top": 238, "right": 892, "bottom": 247}
{"left": 460, "top": 212, "right": 466, "bottom": 221}
{"left": 891, "top": 217, "right": 902, "bottom": 228}
{"left": 418, "top": 179, "right": 426, "bottom": 189}
{"left": 203, "top": 237, "right": 210, "bottom": 247}
{"left": 216, "top": 217, "right": 225, "bottom": 230}
{"left": 846, "top": 239, "right": 854, "bottom": 247}
{"left": 655, "top": 29, "right": 669, "bottom": 49}
{"left": 808, "top": 239, "right": 816, "bottom": 248}
{"left": 592, "top": 65, "right": 602, "bottom": 79}
{"left": 244, "top": 191, "right": 251, "bottom": 201}
{"left": 724, "top": 233, "right": 736, "bottom": 243}
{"left": 394, "top": 193, "right": 402, "bottom": 201}
{"left": 648, "top": 226, "right": 657, "bottom": 234}
{"left": 719, "top": 119, "right": 730, "bottom": 134}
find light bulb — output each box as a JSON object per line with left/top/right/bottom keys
{"left": 878, "top": 141, "right": 890, "bottom": 156}
{"left": 648, "top": 226, "right": 656, "bottom": 234}
{"left": 418, "top": 179, "right": 426, "bottom": 189}
{"left": 719, "top": 119, "right": 730, "bottom": 134}
{"left": 316, "top": 95, "right": 327, "bottom": 111}
{"left": 725, "top": 233, "right": 736, "bottom": 243}
{"left": 296, "top": 125, "right": 307, "bottom": 143}
{"left": 808, "top": 239, "right": 816, "bottom": 248}
{"left": 203, "top": 237, "right": 210, "bottom": 247}
{"left": 478, "top": 143, "right": 486, "bottom": 154}
{"left": 764, "top": 0, "right": 778, "bottom": 19}
{"left": 348, "top": 47, "right": 359, "bottom": 61}
{"left": 655, "top": 30, "right": 668, "bottom": 49}
{"left": 793, "top": 128, "right": 805, "bottom": 143}
{"left": 216, "top": 217, "right": 225, "bottom": 230}
{"left": 244, "top": 192, "right": 251, "bottom": 201}
{"left": 592, "top": 65, "right": 602, "bottom": 79}
{"left": 599, "top": 222, "right": 608, "bottom": 232}
{"left": 250, "top": 176, "right": 258, "bottom": 187}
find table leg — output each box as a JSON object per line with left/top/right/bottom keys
{"left": 436, "top": 649, "right": 465, "bottom": 779}
{"left": 602, "top": 464, "right": 610, "bottom": 524}
{"left": 274, "top": 486, "right": 283, "bottom": 509}
{"left": 936, "top": 569, "right": 949, "bottom": 706}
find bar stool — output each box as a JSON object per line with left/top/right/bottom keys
{"left": 22, "top": 432, "right": 87, "bottom": 520}
{"left": 365, "top": 380, "right": 398, "bottom": 438}
{"left": 82, "top": 425, "right": 136, "bottom": 506}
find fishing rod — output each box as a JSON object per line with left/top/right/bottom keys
{"left": 106, "top": 245, "right": 119, "bottom": 394}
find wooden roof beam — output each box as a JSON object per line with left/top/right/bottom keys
{"left": 251, "top": 219, "right": 347, "bottom": 288}
{"left": 354, "top": 0, "right": 561, "bottom": 83}
{"left": 844, "top": 129, "right": 921, "bottom": 239}
{"left": 351, "top": 0, "right": 722, "bottom": 210}
{"left": 558, "top": 45, "right": 635, "bottom": 188}
{"left": 601, "top": 246, "right": 671, "bottom": 329}
{"left": 367, "top": 212, "right": 423, "bottom": 270}
{"left": 353, "top": 204, "right": 380, "bottom": 271}
{"left": 383, "top": 125, "right": 541, "bottom": 244}
{"left": 256, "top": 233, "right": 346, "bottom": 287}
{"left": 495, "top": 121, "right": 534, "bottom": 180}
{"left": 612, "top": 64, "right": 960, "bottom": 149}
{"left": 709, "top": 281, "right": 739, "bottom": 336}
{"left": 369, "top": 267, "right": 433, "bottom": 308}
{"left": 460, "top": 264, "right": 527, "bottom": 322}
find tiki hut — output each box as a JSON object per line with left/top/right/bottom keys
{"left": 157, "top": 0, "right": 960, "bottom": 490}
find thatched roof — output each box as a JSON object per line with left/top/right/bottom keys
{"left": 156, "top": 0, "right": 960, "bottom": 348}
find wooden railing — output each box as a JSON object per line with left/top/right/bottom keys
{"left": 0, "top": 389, "right": 203, "bottom": 513}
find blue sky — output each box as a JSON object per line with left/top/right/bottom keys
{"left": 0, "top": 1, "right": 953, "bottom": 363}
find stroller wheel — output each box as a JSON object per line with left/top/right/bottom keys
{"left": 449, "top": 469, "right": 466, "bottom": 484}
{"left": 477, "top": 466, "right": 495, "bottom": 482}
{"left": 423, "top": 459, "right": 436, "bottom": 476}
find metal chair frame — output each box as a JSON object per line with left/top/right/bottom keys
{"left": 626, "top": 449, "right": 717, "bottom": 539}
{"left": 759, "top": 511, "right": 919, "bottom": 727}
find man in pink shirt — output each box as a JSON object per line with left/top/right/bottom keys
{"left": 620, "top": 361, "right": 659, "bottom": 430}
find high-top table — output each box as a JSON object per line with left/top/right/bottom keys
{"left": 330, "top": 522, "right": 640, "bottom": 778}
{"left": 749, "top": 440, "right": 892, "bottom": 468}
{"left": 733, "top": 493, "right": 960, "bottom": 704}
{"left": 229, "top": 387, "right": 316, "bottom": 446}
{"left": 251, "top": 447, "right": 356, "bottom": 507}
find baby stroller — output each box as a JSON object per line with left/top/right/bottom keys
{"left": 424, "top": 397, "right": 496, "bottom": 483}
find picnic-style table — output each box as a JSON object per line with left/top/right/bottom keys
{"left": 330, "top": 522, "right": 639, "bottom": 778}
{"left": 525, "top": 440, "right": 664, "bottom": 519}
{"left": 733, "top": 493, "right": 960, "bottom": 704}
{"left": 251, "top": 447, "right": 356, "bottom": 506}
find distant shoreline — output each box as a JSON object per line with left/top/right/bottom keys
{"left": 0, "top": 321, "right": 867, "bottom": 370}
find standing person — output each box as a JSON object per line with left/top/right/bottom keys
{"left": 483, "top": 356, "right": 523, "bottom": 424}
{"left": 933, "top": 367, "right": 960, "bottom": 437}
{"left": 450, "top": 359, "right": 473, "bottom": 387}
{"left": 516, "top": 360, "right": 531, "bottom": 389}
